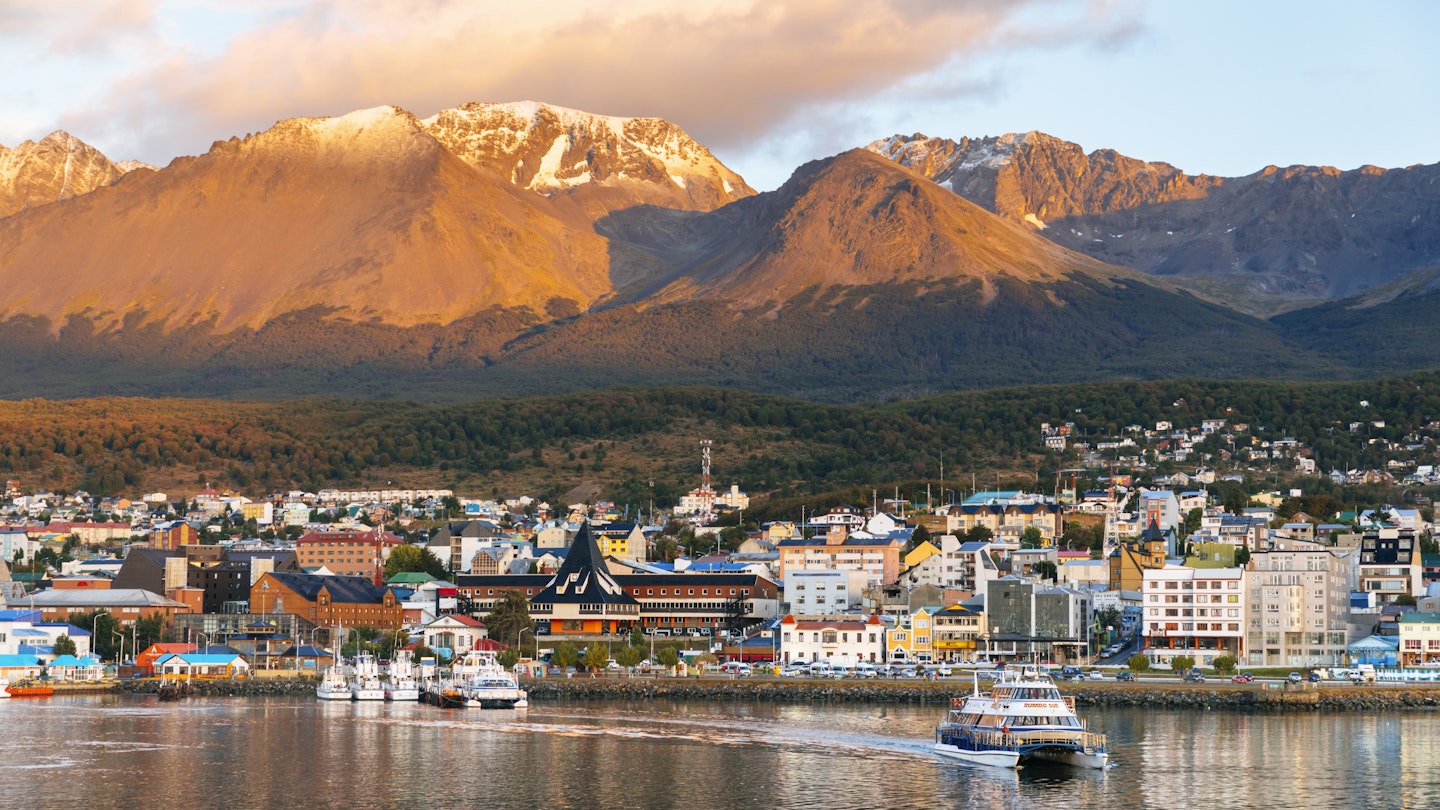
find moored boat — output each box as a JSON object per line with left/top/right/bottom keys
{"left": 316, "top": 665, "right": 351, "bottom": 701}
{"left": 4, "top": 677, "right": 54, "bottom": 698}
{"left": 448, "top": 650, "right": 527, "bottom": 709}
{"left": 934, "top": 664, "right": 1107, "bottom": 769}
{"left": 350, "top": 653, "right": 386, "bottom": 701}
{"left": 385, "top": 650, "right": 420, "bottom": 702}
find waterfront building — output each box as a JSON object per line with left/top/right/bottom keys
{"left": 1245, "top": 546, "right": 1352, "bottom": 667}
{"left": 778, "top": 614, "right": 886, "bottom": 665}
{"left": 1140, "top": 565, "right": 1245, "bottom": 668}
{"left": 886, "top": 606, "right": 936, "bottom": 663}
{"left": 423, "top": 614, "right": 489, "bottom": 657}
{"left": 528, "top": 522, "right": 641, "bottom": 635}
{"left": 12, "top": 588, "right": 191, "bottom": 629}
{"left": 1397, "top": 612, "right": 1440, "bottom": 667}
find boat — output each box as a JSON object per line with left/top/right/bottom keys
{"left": 4, "top": 677, "right": 54, "bottom": 698}
{"left": 934, "top": 664, "right": 1107, "bottom": 769}
{"left": 385, "top": 650, "right": 420, "bottom": 702}
{"left": 157, "top": 678, "right": 190, "bottom": 701}
{"left": 316, "top": 665, "right": 352, "bottom": 701}
{"left": 349, "top": 653, "right": 386, "bottom": 701}
{"left": 0, "top": 677, "right": 9, "bottom": 698}
{"left": 422, "top": 673, "right": 465, "bottom": 709}
{"left": 449, "top": 650, "right": 527, "bottom": 709}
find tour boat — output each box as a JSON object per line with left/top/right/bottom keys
{"left": 452, "top": 650, "right": 528, "bottom": 709}
{"left": 316, "top": 665, "right": 351, "bottom": 701}
{"left": 934, "top": 664, "right": 1107, "bottom": 769}
{"left": 349, "top": 653, "right": 386, "bottom": 701}
{"left": 385, "top": 650, "right": 421, "bottom": 702}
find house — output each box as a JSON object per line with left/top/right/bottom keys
{"left": 778, "top": 614, "right": 886, "bottom": 665}
{"left": 0, "top": 653, "right": 43, "bottom": 680}
{"left": 45, "top": 654, "right": 105, "bottom": 682}
{"left": 886, "top": 607, "right": 937, "bottom": 664}
{"left": 1358, "top": 528, "right": 1423, "bottom": 605}
{"left": 422, "top": 614, "right": 492, "bottom": 658}
{"left": 152, "top": 652, "right": 251, "bottom": 679}
{"left": 931, "top": 603, "right": 984, "bottom": 663}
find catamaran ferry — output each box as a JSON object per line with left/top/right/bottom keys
{"left": 934, "top": 665, "right": 1108, "bottom": 769}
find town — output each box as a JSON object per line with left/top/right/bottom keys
{"left": 3, "top": 412, "right": 1440, "bottom": 692}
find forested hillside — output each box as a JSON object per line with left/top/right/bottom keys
{"left": 4, "top": 377, "right": 1439, "bottom": 508}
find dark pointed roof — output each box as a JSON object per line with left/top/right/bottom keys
{"left": 1142, "top": 519, "right": 1166, "bottom": 543}
{"left": 530, "top": 522, "right": 639, "bottom": 607}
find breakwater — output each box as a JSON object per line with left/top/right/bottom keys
{"left": 105, "top": 677, "right": 1440, "bottom": 711}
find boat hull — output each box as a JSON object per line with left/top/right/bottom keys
{"left": 934, "top": 742, "right": 1021, "bottom": 768}
{"left": 351, "top": 688, "right": 386, "bottom": 701}
{"left": 316, "top": 686, "right": 352, "bottom": 700}
{"left": 385, "top": 688, "right": 420, "bottom": 702}
{"left": 1028, "top": 748, "right": 1109, "bottom": 769}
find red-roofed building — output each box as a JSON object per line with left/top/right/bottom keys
{"left": 295, "top": 528, "right": 403, "bottom": 585}
{"left": 778, "top": 614, "right": 887, "bottom": 665}
{"left": 422, "top": 614, "right": 489, "bottom": 657}
{"left": 137, "top": 643, "right": 197, "bottom": 675}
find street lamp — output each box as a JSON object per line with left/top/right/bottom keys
{"left": 518, "top": 627, "right": 536, "bottom": 660}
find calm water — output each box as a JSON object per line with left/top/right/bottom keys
{"left": 2, "top": 694, "right": 1438, "bottom": 809}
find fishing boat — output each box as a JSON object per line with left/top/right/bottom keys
{"left": 934, "top": 664, "right": 1107, "bottom": 769}
{"left": 453, "top": 650, "right": 528, "bottom": 709}
{"left": 385, "top": 650, "right": 420, "bottom": 702}
{"left": 349, "top": 652, "right": 386, "bottom": 701}
{"left": 316, "top": 664, "right": 351, "bottom": 701}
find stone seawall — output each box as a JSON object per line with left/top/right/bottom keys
{"left": 104, "top": 677, "right": 1440, "bottom": 711}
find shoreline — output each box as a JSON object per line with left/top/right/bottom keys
{"left": 95, "top": 677, "right": 1440, "bottom": 711}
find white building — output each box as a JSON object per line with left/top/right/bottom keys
{"left": 937, "top": 536, "right": 1000, "bottom": 594}
{"left": 778, "top": 614, "right": 887, "bottom": 665}
{"left": 1246, "top": 545, "right": 1352, "bottom": 667}
{"left": 1141, "top": 566, "right": 1245, "bottom": 668}
{"left": 784, "top": 570, "right": 866, "bottom": 616}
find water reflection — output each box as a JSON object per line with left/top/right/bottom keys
{"left": 2, "top": 697, "right": 1439, "bottom": 809}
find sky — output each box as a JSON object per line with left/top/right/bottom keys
{"left": 1, "top": 0, "right": 1436, "bottom": 190}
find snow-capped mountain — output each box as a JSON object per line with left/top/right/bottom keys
{"left": 0, "top": 131, "right": 128, "bottom": 218}
{"left": 421, "top": 101, "right": 754, "bottom": 214}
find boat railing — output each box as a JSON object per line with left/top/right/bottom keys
{"left": 948, "top": 726, "right": 1106, "bottom": 752}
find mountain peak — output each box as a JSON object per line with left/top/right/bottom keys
{"left": 420, "top": 100, "right": 753, "bottom": 212}
{"left": 0, "top": 130, "right": 126, "bottom": 218}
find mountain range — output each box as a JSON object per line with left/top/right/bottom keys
{"left": 0, "top": 101, "right": 1436, "bottom": 401}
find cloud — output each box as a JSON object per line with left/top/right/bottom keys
{"left": 51, "top": 0, "right": 1143, "bottom": 181}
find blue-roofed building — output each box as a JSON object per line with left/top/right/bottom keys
{"left": 152, "top": 653, "right": 251, "bottom": 679}
{"left": 0, "top": 653, "right": 43, "bottom": 679}
{"left": 46, "top": 654, "right": 105, "bottom": 682}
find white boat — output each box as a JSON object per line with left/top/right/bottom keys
{"left": 452, "top": 650, "right": 528, "bottom": 709}
{"left": 0, "top": 677, "right": 10, "bottom": 699}
{"left": 350, "top": 652, "right": 386, "bottom": 701}
{"left": 316, "top": 665, "right": 351, "bottom": 701}
{"left": 385, "top": 650, "right": 420, "bottom": 702}
{"left": 934, "top": 664, "right": 1108, "bottom": 769}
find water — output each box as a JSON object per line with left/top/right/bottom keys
{"left": 2, "top": 695, "right": 1438, "bottom": 809}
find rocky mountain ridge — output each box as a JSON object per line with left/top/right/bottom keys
{"left": 0, "top": 130, "right": 133, "bottom": 218}
{"left": 867, "top": 132, "right": 1440, "bottom": 312}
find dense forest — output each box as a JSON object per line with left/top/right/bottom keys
{"left": 3, "top": 375, "right": 1440, "bottom": 510}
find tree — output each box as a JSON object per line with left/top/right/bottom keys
{"left": 1032, "top": 560, "right": 1057, "bottom": 581}
{"left": 53, "top": 634, "right": 78, "bottom": 657}
{"left": 629, "top": 625, "right": 645, "bottom": 648}
{"left": 614, "top": 644, "right": 645, "bottom": 671}
{"left": 582, "top": 642, "right": 611, "bottom": 672}
{"left": 1127, "top": 653, "right": 1151, "bottom": 673}
{"left": 1212, "top": 655, "right": 1237, "bottom": 675}
{"left": 1170, "top": 655, "right": 1196, "bottom": 674}
{"left": 69, "top": 610, "right": 119, "bottom": 660}
{"left": 1234, "top": 546, "right": 1251, "bottom": 567}
{"left": 650, "top": 535, "right": 678, "bottom": 562}
{"left": 134, "top": 613, "right": 167, "bottom": 652}
{"left": 483, "top": 590, "right": 533, "bottom": 650}
{"left": 1395, "top": 593, "right": 1418, "bottom": 607}
{"left": 655, "top": 647, "right": 680, "bottom": 671}
{"left": 384, "top": 543, "right": 448, "bottom": 580}
{"left": 497, "top": 648, "right": 521, "bottom": 669}
{"left": 1020, "top": 526, "right": 1043, "bottom": 549}
{"left": 553, "top": 642, "right": 580, "bottom": 671}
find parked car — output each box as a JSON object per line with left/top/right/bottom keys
{"left": 1231, "top": 673, "right": 1255, "bottom": 683}
{"left": 1286, "top": 672, "right": 1303, "bottom": 684}
{"left": 1087, "top": 670, "right": 1106, "bottom": 680}
{"left": 899, "top": 667, "right": 918, "bottom": 678}
{"left": 1307, "top": 671, "right": 1322, "bottom": 683}
{"left": 1115, "top": 670, "right": 1135, "bottom": 682}
{"left": 1183, "top": 670, "right": 1205, "bottom": 683}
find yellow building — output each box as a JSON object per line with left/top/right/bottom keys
{"left": 903, "top": 541, "right": 941, "bottom": 569}
{"left": 1398, "top": 613, "right": 1440, "bottom": 667}
{"left": 931, "top": 604, "right": 984, "bottom": 663}
{"left": 886, "top": 607, "right": 936, "bottom": 664}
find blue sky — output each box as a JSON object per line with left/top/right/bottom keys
{"left": 1, "top": 1, "right": 1435, "bottom": 190}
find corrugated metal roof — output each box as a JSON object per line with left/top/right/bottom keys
{"left": 18, "top": 588, "right": 188, "bottom": 608}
